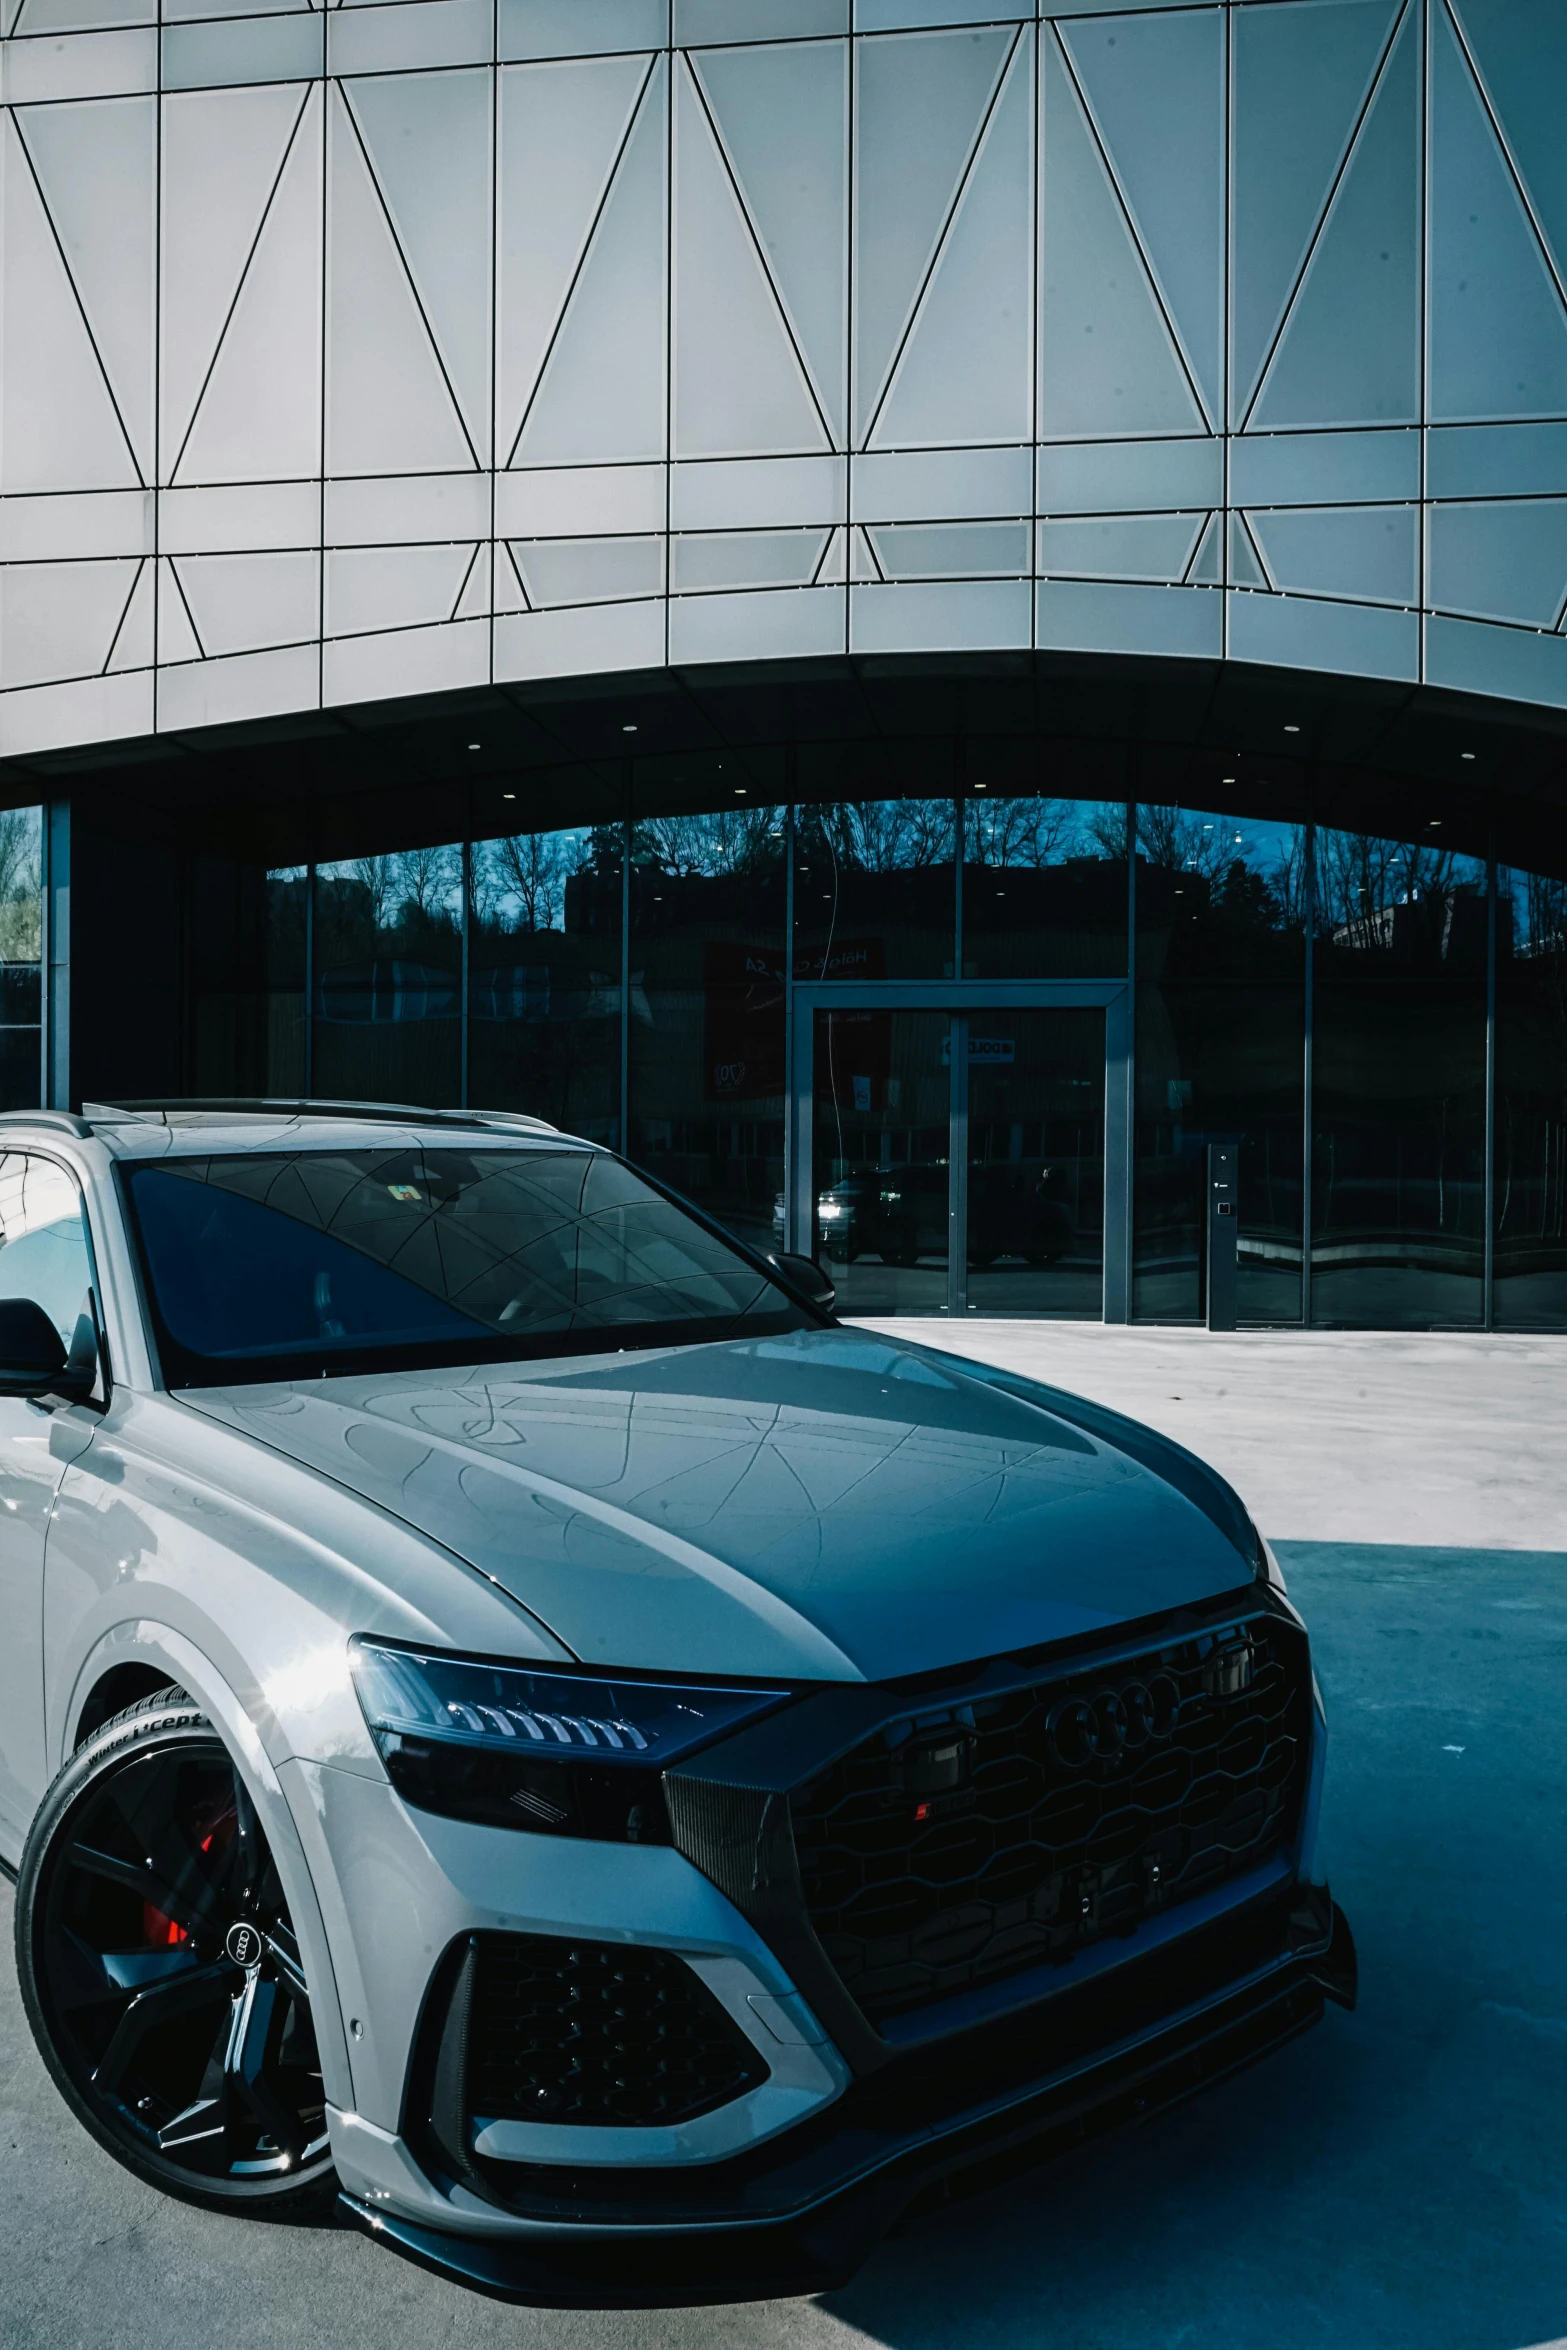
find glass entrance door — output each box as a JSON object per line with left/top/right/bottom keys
{"left": 963, "top": 1007, "right": 1105, "bottom": 1317}
{"left": 808, "top": 1001, "right": 1111, "bottom": 1319}
{"left": 811, "top": 1008, "right": 950, "bottom": 1317}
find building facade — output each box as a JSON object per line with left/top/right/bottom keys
{"left": 1, "top": 0, "right": 1565, "bottom": 1327}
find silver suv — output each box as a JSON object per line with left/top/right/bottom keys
{"left": 2, "top": 1101, "right": 1354, "bottom": 2306}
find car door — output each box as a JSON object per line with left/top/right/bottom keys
{"left": 0, "top": 1150, "right": 100, "bottom": 1846}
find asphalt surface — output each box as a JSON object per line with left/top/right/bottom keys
{"left": 4, "top": 1330, "right": 1567, "bottom": 2350}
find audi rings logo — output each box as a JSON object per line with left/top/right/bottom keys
{"left": 225, "top": 1921, "right": 263, "bottom": 1970}
{"left": 1046, "top": 1675, "right": 1180, "bottom": 1769}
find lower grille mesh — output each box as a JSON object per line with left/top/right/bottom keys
{"left": 791, "top": 1617, "right": 1306, "bottom": 2023}
{"left": 467, "top": 1934, "right": 767, "bottom": 2128}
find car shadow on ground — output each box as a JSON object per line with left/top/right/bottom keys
{"left": 817, "top": 1542, "right": 1567, "bottom": 2350}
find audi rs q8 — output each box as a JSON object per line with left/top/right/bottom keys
{"left": 1, "top": 1100, "right": 1354, "bottom": 2305}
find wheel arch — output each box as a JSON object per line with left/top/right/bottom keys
{"left": 56, "top": 1623, "right": 356, "bottom": 2110}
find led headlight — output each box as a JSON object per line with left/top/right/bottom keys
{"left": 349, "top": 1638, "right": 787, "bottom": 1843}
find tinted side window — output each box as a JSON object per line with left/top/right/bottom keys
{"left": 0, "top": 1153, "right": 93, "bottom": 1346}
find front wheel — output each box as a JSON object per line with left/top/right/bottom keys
{"left": 14, "top": 1690, "right": 336, "bottom": 2215}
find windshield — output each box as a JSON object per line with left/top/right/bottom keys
{"left": 124, "top": 1147, "right": 814, "bottom": 1386}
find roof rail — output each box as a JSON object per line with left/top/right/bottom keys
{"left": 81, "top": 1098, "right": 558, "bottom": 1134}
{"left": 0, "top": 1109, "right": 95, "bottom": 1138}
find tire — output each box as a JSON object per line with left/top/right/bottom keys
{"left": 14, "top": 1690, "right": 336, "bottom": 2217}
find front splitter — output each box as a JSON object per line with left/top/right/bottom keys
{"left": 339, "top": 1903, "right": 1355, "bottom": 2309}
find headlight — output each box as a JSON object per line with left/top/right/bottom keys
{"left": 349, "top": 1638, "right": 787, "bottom": 1842}
{"left": 818, "top": 1200, "right": 845, "bottom": 1219}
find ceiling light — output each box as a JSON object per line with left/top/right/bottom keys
{"left": 1461, "top": 751, "right": 1475, "bottom": 761}
{"left": 974, "top": 783, "right": 987, "bottom": 791}
{"left": 502, "top": 791, "right": 515, "bottom": 800}
{"left": 467, "top": 741, "right": 481, "bottom": 751}
{"left": 734, "top": 788, "right": 746, "bottom": 796}
{"left": 622, "top": 723, "right": 638, "bottom": 733}
{"left": 1429, "top": 818, "right": 1442, "bottom": 827}
{"left": 1284, "top": 724, "right": 1300, "bottom": 734}
{"left": 1222, "top": 775, "right": 1236, "bottom": 785}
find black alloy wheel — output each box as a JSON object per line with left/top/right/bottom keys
{"left": 15, "top": 1690, "right": 335, "bottom": 2214}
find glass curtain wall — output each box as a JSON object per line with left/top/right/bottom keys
{"left": 1493, "top": 860, "right": 1567, "bottom": 1327}
{"left": 312, "top": 848, "right": 464, "bottom": 1106}
{"left": 628, "top": 798, "right": 787, "bottom": 1254}
{"left": 262, "top": 866, "right": 308, "bottom": 1095}
{"left": 1311, "top": 830, "right": 1488, "bottom": 1326}
{"left": 469, "top": 823, "right": 622, "bottom": 1145}
{"left": 0, "top": 807, "right": 42, "bottom": 1111}
{"left": 1134, "top": 807, "right": 1308, "bottom": 1323}
{"left": 244, "top": 780, "right": 1567, "bottom": 1331}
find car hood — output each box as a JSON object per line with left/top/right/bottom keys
{"left": 182, "top": 1328, "right": 1257, "bottom": 1682}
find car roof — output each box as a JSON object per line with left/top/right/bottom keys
{"left": 0, "top": 1099, "right": 584, "bottom": 1160}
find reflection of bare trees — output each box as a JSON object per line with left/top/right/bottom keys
{"left": 1138, "top": 806, "right": 1308, "bottom": 930}
{"left": 479, "top": 833, "right": 570, "bottom": 933}
{"left": 0, "top": 807, "right": 42, "bottom": 964}
{"left": 799, "top": 800, "right": 954, "bottom": 872}
{"left": 968, "top": 796, "right": 1107, "bottom": 868}
{"left": 1314, "top": 833, "right": 1481, "bottom": 949}
{"left": 631, "top": 809, "right": 783, "bottom": 880}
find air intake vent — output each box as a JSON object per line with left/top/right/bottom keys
{"left": 466, "top": 1933, "right": 768, "bottom": 2129}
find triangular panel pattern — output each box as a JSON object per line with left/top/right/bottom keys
{"left": 1428, "top": 497, "right": 1567, "bottom": 626}
{"left": 816, "top": 527, "right": 847, "bottom": 586}
{"left": 494, "top": 544, "right": 530, "bottom": 615}
{"left": 850, "top": 527, "right": 880, "bottom": 583}
{"left": 674, "top": 59, "right": 828, "bottom": 462}
{"left": 1062, "top": 7, "right": 1225, "bottom": 431}
{"left": 326, "top": 89, "right": 473, "bottom": 478}
{"left": 873, "top": 32, "right": 1031, "bottom": 452}
{"left": 1228, "top": 514, "right": 1268, "bottom": 590}
{"left": 1037, "top": 511, "right": 1205, "bottom": 583}
{"left": 326, "top": 543, "right": 477, "bottom": 639}
{"left": 453, "top": 544, "right": 491, "bottom": 623}
{"left": 1252, "top": 6, "right": 1420, "bottom": 430}
{"left": 696, "top": 37, "right": 848, "bottom": 447}
{"left": 1230, "top": 0, "right": 1399, "bottom": 425}
{"left": 348, "top": 71, "right": 492, "bottom": 462}
{"left": 107, "top": 560, "right": 154, "bottom": 673}
{"left": 0, "top": 117, "right": 138, "bottom": 493}
{"left": 174, "top": 550, "right": 320, "bottom": 657}
{"left": 1040, "top": 32, "right": 1203, "bottom": 441}
{"left": 853, "top": 24, "right": 1012, "bottom": 446}
{"left": 156, "top": 561, "right": 203, "bottom": 665}
{"left": 19, "top": 96, "right": 156, "bottom": 480}
{"left": 1187, "top": 514, "right": 1221, "bottom": 586}
{"left": 498, "top": 53, "right": 651, "bottom": 461}
{"left": 0, "top": 559, "right": 140, "bottom": 689}
{"left": 1429, "top": 3, "right": 1567, "bottom": 422}
{"left": 514, "top": 57, "right": 668, "bottom": 470}
{"left": 160, "top": 82, "right": 305, "bottom": 479}
{"left": 1454, "top": 0, "right": 1567, "bottom": 287}
{"left": 177, "top": 91, "right": 322, "bottom": 486}
{"left": 1248, "top": 503, "right": 1418, "bottom": 605}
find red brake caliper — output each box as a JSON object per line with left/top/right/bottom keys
{"left": 142, "top": 1800, "right": 237, "bottom": 1948}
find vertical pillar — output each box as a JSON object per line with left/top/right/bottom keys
{"left": 1494, "top": 845, "right": 1503, "bottom": 1334}
{"left": 1302, "top": 819, "right": 1315, "bottom": 1327}
{"left": 1207, "top": 1140, "right": 1239, "bottom": 1331}
{"left": 460, "top": 834, "right": 472, "bottom": 1110}
{"left": 44, "top": 799, "right": 70, "bottom": 1112}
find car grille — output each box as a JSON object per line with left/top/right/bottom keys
{"left": 466, "top": 1934, "right": 768, "bottom": 2128}
{"left": 790, "top": 1616, "right": 1307, "bottom": 2023}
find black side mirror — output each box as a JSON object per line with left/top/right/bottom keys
{"left": 0, "top": 1297, "right": 97, "bottom": 1402}
{"left": 767, "top": 1252, "right": 837, "bottom": 1314}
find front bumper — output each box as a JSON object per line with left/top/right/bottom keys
{"left": 338, "top": 1887, "right": 1356, "bottom": 2306}
{"left": 293, "top": 1587, "right": 1345, "bottom": 2303}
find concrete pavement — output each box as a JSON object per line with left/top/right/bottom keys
{"left": 4, "top": 1327, "right": 1566, "bottom": 2350}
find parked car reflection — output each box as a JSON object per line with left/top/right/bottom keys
{"left": 813, "top": 1163, "right": 1075, "bottom": 1267}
